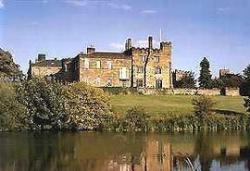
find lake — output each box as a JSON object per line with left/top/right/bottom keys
{"left": 0, "top": 132, "right": 250, "bottom": 171}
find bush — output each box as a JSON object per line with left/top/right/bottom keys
{"left": 63, "top": 82, "right": 112, "bottom": 130}
{"left": 192, "top": 95, "right": 216, "bottom": 118}
{"left": 0, "top": 82, "right": 26, "bottom": 131}
{"left": 122, "top": 106, "right": 150, "bottom": 132}
{"left": 17, "top": 78, "right": 66, "bottom": 130}
{"left": 244, "top": 96, "right": 250, "bottom": 113}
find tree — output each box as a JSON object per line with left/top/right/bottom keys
{"left": 240, "top": 65, "right": 250, "bottom": 96}
{"left": 192, "top": 95, "right": 216, "bottom": 118}
{"left": 211, "top": 78, "right": 224, "bottom": 89}
{"left": 243, "top": 64, "right": 250, "bottom": 81}
{"left": 63, "top": 82, "right": 112, "bottom": 130}
{"left": 175, "top": 71, "right": 196, "bottom": 89}
{"left": 17, "top": 78, "right": 66, "bottom": 130}
{"left": 244, "top": 97, "right": 250, "bottom": 113}
{"left": 123, "top": 106, "right": 150, "bottom": 132}
{"left": 0, "top": 82, "right": 26, "bottom": 131}
{"left": 199, "top": 57, "right": 212, "bottom": 89}
{"left": 0, "top": 48, "right": 23, "bottom": 81}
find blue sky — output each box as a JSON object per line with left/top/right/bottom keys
{"left": 0, "top": 0, "right": 250, "bottom": 77}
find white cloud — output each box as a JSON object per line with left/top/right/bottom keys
{"left": 216, "top": 7, "right": 230, "bottom": 14}
{"left": 65, "top": 0, "right": 88, "bottom": 7}
{"left": 107, "top": 2, "right": 131, "bottom": 11}
{"left": 141, "top": 10, "right": 157, "bottom": 14}
{"left": 109, "top": 43, "right": 124, "bottom": 51}
{"left": 65, "top": 0, "right": 131, "bottom": 11}
{"left": 0, "top": 0, "right": 4, "bottom": 9}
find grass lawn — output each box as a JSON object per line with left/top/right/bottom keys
{"left": 110, "top": 95, "right": 247, "bottom": 117}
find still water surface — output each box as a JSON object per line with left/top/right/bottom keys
{"left": 0, "top": 132, "right": 250, "bottom": 171}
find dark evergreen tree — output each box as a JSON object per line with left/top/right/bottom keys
{"left": 199, "top": 57, "right": 212, "bottom": 89}
{"left": 243, "top": 64, "right": 250, "bottom": 81}
{"left": 241, "top": 64, "right": 250, "bottom": 95}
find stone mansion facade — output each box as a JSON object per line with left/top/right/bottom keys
{"left": 28, "top": 36, "right": 172, "bottom": 88}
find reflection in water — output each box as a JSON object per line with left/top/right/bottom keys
{"left": 0, "top": 132, "right": 250, "bottom": 171}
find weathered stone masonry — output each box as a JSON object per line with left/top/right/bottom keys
{"left": 28, "top": 36, "right": 173, "bottom": 88}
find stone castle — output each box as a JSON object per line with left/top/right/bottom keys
{"left": 28, "top": 36, "right": 173, "bottom": 89}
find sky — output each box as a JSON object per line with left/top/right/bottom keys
{"left": 0, "top": 0, "right": 250, "bottom": 77}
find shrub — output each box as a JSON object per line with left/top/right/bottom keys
{"left": 17, "top": 78, "right": 66, "bottom": 130}
{"left": 122, "top": 106, "right": 150, "bottom": 132}
{"left": 0, "top": 82, "right": 26, "bottom": 131}
{"left": 63, "top": 82, "right": 112, "bottom": 130}
{"left": 244, "top": 96, "right": 250, "bottom": 113}
{"left": 192, "top": 95, "right": 216, "bottom": 118}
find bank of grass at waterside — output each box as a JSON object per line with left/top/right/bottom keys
{"left": 102, "top": 108, "right": 250, "bottom": 132}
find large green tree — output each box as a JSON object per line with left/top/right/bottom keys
{"left": 0, "top": 82, "right": 26, "bottom": 131}
{"left": 17, "top": 79, "right": 66, "bottom": 130}
{"left": 243, "top": 64, "right": 250, "bottom": 81}
{"left": 63, "top": 82, "right": 112, "bottom": 130}
{"left": 175, "top": 71, "right": 196, "bottom": 88}
{"left": 240, "top": 64, "right": 250, "bottom": 96}
{"left": 0, "top": 48, "right": 23, "bottom": 80}
{"left": 199, "top": 57, "right": 212, "bottom": 89}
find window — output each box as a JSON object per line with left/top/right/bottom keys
{"left": 84, "top": 59, "right": 89, "bottom": 69}
{"left": 155, "top": 56, "right": 160, "bottom": 63}
{"left": 141, "top": 56, "right": 146, "bottom": 62}
{"left": 96, "top": 61, "right": 101, "bottom": 69}
{"left": 137, "top": 79, "right": 143, "bottom": 87}
{"left": 156, "top": 80, "right": 162, "bottom": 89}
{"left": 137, "top": 66, "right": 144, "bottom": 73}
{"left": 155, "top": 67, "right": 162, "bottom": 74}
{"left": 119, "top": 67, "right": 129, "bottom": 80}
{"left": 89, "top": 61, "right": 96, "bottom": 69}
{"left": 107, "top": 61, "right": 112, "bottom": 69}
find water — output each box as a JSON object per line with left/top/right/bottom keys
{"left": 0, "top": 132, "right": 250, "bottom": 171}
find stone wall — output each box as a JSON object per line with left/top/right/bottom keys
{"left": 224, "top": 88, "right": 240, "bottom": 96}
{"left": 79, "top": 56, "right": 132, "bottom": 87}
{"left": 31, "top": 66, "right": 61, "bottom": 77}
{"left": 137, "top": 88, "right": 222, "bottom": 96}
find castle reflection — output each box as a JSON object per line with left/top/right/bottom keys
{"left": 0, "top": 132, "right": 250, "bottom": 171}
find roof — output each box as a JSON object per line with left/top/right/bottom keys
{"left": 79, "top": 52, "right": 131, "bottom": 59}
{"left": 31, "top": 59, "right": 62, "bottom": 67}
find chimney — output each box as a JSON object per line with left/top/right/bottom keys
{"left": 125, "top": 38, "right": 132, "bottom": 50}
{"left": 148, "top": 36, "right": 153, "bottom": 50}
{"left": 38, "top": 54, "right": 46, "bottom": 61}
{"left": 87, "top": 47, "right": 95, "bottom": 54}
{"left": 127, "top": 38, "right": 132, "bottom": 49}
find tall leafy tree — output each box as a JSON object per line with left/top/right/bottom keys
{"left": 243, "top": 64, "right": 250, "bottom": 81}
{"left": 175, "top": 71, "right": 196, "bottom": 88}
{"left": 241, "top": 64, "right": 250, "bottom": 96}
{"left": 199, "top": 57, "right": 212, "bottom": 89}
{"left": 17, "top": 78, "right": 66, "bottom": 130}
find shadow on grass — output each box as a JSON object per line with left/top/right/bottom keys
{"left": 212, "top": 109, "right": 244, "bottom": 116}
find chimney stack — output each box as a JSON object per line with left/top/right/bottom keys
{"left": 148, "top": 36, "right": 153, "bottom": 50}
{"left": 87, "top": 47, "right": 95, "bottom": 54}
{"left": 125, "top": 38, "right": 132, "bottom": 50}
{"left": 38, "top": 54, "right": 46, "bottom": 61}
